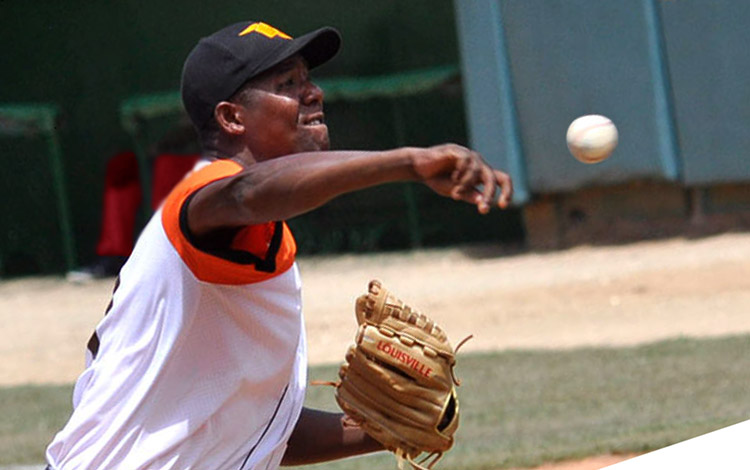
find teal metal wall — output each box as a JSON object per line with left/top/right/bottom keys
{"left": 660, "top": 0, "right": 750, "bottom": 184}
{"left": 455, "top": 0, "right": 750, "bottom": 200}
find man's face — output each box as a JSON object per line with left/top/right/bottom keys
{"left": 234, "top": 55, "right": 329, "bottom": 160}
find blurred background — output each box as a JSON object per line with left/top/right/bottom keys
{"left": 0, "top": 0, "right": 749, "bottom": 277}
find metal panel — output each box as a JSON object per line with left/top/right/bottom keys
{"left": 500, "top": 0, "right": 679, "bottom": 192}
{"left": 455, "top": 0, "right": 684, "bottom": 196}
{"left": 660, "top": 0, "right": 750, "bottom": 184}
{"left": 454, "top": 0, "right": 530, "bottom": 204}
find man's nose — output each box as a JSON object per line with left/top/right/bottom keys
{"left": 302, "top": 81, "right": 324, "bottom": 107}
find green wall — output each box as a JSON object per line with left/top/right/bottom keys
{"left": 2, "top": 1, "right": 493, "bottom": 274}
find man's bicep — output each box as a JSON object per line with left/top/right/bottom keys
{"left": 186, "top": 176, "right": 255, "bottom": 238}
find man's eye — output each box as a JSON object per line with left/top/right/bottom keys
{"left": 279, "top": 77, "right": 296, "bottom": 89}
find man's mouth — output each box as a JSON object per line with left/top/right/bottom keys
{"left": 302, "top": 113, "right": 325, "bottom": 126}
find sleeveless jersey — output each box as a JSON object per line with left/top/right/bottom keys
{"left": 47, "top": 160, "right": 306, "bottom": 470}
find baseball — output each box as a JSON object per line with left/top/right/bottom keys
{"left": 566, "top": 114, "right": 618, "bottom": 164}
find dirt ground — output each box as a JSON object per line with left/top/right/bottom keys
{"left": 2, "top": 231, "right": 750, "bottom": 469}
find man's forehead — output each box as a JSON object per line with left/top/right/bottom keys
{"left": 263, "top": 54, "right": 309, "bottom": 77}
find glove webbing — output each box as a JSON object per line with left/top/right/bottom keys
{"left": 358, "top": 282, "right": 447, "bottom": 342}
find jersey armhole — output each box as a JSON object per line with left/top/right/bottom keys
{"left": 161, "top": 160, "right": 297, "bottom": 285}
{"left": 178, "top": 191, "right": 285, "bottom": 273}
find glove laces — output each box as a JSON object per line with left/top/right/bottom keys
{"left": 397, "top": 448, "right": 445, "bottom": 470}
{"left": 449, "top": 334, "right": 473, "bottom": 386}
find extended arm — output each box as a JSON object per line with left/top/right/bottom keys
{"left": 281, "top": 407, "right": 383, "bottom": 466}
{"left": 187, "top": 144, "right": 513, "bottom": 237}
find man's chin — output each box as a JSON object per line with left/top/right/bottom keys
{"left": 298, "top": 129, "right": 330, "bottom": 152}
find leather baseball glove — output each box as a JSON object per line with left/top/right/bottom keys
{"left": 334, "top": 280, "right": 469, "bottom": 470}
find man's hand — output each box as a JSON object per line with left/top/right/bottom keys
{"left": 411, "top": 144, "right": 513, "bottom": 214}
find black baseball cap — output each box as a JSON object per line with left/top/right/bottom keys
{"left": 181, "top": 21, "right": 341, "bottom": 131}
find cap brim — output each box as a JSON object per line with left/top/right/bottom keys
{"left": 244, "top": 27, "right": 341, "bottom": 85}
{"left": 294, "top": 27, "right": 342, "bottom": 69}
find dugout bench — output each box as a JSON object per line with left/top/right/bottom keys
{"left": 0, "top": 103, "right": 77, "bottom": 273}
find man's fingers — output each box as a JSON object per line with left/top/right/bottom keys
{"left": 494, "top": 170, "right": 513, "bottom": 208}
{"left": 452, "top": 187, "right": 483, "bottom": 208}
{"left": 457, "top": 165, "right": 502, "bottom": 214}
{"left": 451, "top": 168, "right": 502, "bottom": 214}
{"left": 479, "top": 166, "right": 497, "bottom": 213}
{"left": 452, "top": 155, "right": 482, "bottom": 200}
{"left": 450, "top": 151, "right": 470, "bottom": 183}
{"left": 425, "top": 145, "right": 513, "bottom": 212}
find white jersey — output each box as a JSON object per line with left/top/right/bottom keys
{"left": 47, "top": 160, "right": 306, "bottom": 470}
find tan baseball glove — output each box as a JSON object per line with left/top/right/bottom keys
{"left": 334, "top": 280, "right": 469, "bottom": 470}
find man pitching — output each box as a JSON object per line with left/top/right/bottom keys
{"left": 45, "top": 20, "right": 512, "bottom": 470}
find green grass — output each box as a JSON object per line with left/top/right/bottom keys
{"left": 0, "top": 383, "right": 74, "bottom": 465}
{"left": 3, "top": 335, "right": 750, "bottom": 468}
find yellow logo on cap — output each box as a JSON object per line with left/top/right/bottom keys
{"left": 239, "top": 22, "right": 292, "bottom": 40}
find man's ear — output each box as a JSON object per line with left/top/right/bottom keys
{"left": 214, "top": 101, "right": 246, "bottom": 135}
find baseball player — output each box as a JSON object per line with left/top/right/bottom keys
{"left": 45, "top": 20, "right": 512, "bottom": 470}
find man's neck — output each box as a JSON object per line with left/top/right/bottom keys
{"left": 202, "top": 142, "right": 258, "bottom": 166}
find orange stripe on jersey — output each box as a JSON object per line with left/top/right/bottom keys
{"left": 161, "top": 159, "right": 296, "bottom": 285}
